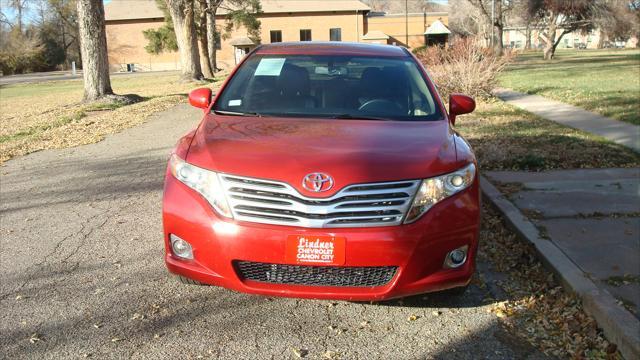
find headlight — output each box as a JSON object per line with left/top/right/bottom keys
{"left": 404, "top": 163, "right": 476, "bottom": 224}
{"left": 168, "top": 154, "right": 232, "bottom": 218}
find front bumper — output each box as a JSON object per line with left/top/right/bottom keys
{"left": 162, "top": 175, "right": 481, "bottom": 301}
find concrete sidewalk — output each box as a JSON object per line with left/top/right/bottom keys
{"left": 494, "top": 88, "right": 640, "bottom": 152}
{"left": 481, "top": 169, "right": 640, "bottom": 360}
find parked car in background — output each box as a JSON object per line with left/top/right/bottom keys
{"left": 162, "top": 42, "right": 480, "bottom": 301}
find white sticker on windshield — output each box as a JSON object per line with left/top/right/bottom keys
{"left": 254, "top": 58, "right": 286, "bottom": 76}
{"left": 228, "top": 99, "right": 242, "bottom": 106}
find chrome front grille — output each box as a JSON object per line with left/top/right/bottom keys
{"left": 219, "top": 175, "right": 421, "bottom": 228}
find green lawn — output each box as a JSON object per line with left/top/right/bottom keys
{"left": 499, "top": 49, "right": 640, "bottom": 125}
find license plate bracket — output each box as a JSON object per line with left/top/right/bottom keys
{"left": 285, "top": 235, "right": 346, "bottom": 266}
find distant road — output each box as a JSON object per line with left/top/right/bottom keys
{"left": 0, "top": 70, "right": 181, "bottom": 85}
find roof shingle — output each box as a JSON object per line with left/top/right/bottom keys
{"left": 105, "top": 0, "right": 370, "bottom": 22}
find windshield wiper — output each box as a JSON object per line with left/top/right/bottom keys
{"left": 332, "top": 114, "right": 394, "bottom": 121}
{"left": 213, "top": 110, "right": 267, "bottom": 117}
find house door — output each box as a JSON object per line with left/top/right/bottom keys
{"left": 234, "top": 47, "right": 251, "bottom": 64}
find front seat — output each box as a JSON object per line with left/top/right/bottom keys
{"left": 357, "top": 67, "right": 386, "bottom": 106}
{"left": 276, "top": 64, "right": 315, "bottom": 110}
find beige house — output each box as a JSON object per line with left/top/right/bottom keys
{"left": 363, "top": 12, "right": 450, "bottom": 48}
{"left": 502, "top": 27, "right": 639, "bottom": 50}
{"left": 104, "top": 0, "right": 449, "bottom": 72}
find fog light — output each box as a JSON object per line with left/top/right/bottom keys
{"left": 444, "top": 245, "right": 468, "bottom": 269}
{"left": 170, "top": 234, "right": 193, "bottom": 259}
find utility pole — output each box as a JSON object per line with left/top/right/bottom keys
{"left": 405, "top": 0, "right": 409, "bottom": 46}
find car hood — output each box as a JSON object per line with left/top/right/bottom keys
{"left": 186, "top": 114, "right": 459, "bottom": 197}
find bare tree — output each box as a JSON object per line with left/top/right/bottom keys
{"left": 593, "top": 0, "right": 638, "bottom": 48}
{"left": 9, "top": 0, "right": 28, "bottom": 33}
{"left": 206, "top": 0, "right": 261, "bottom": 72}
{"left": 77, "top": 0, "right": 113, "bottom": 100}
{"left": 528, "top": 0, "right": 598, "bottom": 59}
{"left": 48, "top": 0, "right": 80, "bottom": 69}
{"left": 449, "top": 0, "right": 489, "bottom": 40}
{"left": 164, "top": 0, "right": 203, "bottom": 80}
{"left": 466, "top": 0, "right": 516, "bottom": 55}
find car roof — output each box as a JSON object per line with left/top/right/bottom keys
{"left": 254, "top": 42, "right": 410, "bottom": 57}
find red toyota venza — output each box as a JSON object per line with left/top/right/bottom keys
{"left": 163, "top": 42, "right": 479, "bottom": 301}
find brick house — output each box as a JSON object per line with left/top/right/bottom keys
{"left": 104, "top": 0, "right": 449, "bottom": 72}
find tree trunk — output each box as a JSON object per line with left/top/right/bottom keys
{"left": 16, "top": 3, "right": 23, "bottom": 33}
{"left": 165, "top": 0, "right": 203, "bottom": 80}
{"left": 543, "top": 43, "right": 555, "bottom": 60}
{"left": 60, "top": 18, "right": 69, "bottom": 69}
{"left": 207, "top": 0, "right": 220, "bottom": 72}
{"left": 597, "top": 30, "right": 606, "bottom": 49}
{"left": 494, "top": 23, "right": 504, "bottom": 56}
{"left": 525, "top": 24, "right": 531, "bottom": 50}
{"left": 198, "top": 38, "right": 213, "bottom": 78}
{"left": 542, "top": 13, "right": 558, "bottom": 60}
{"left": 196, "top": 0, "right": 213, "bottom": 78}
{"left": 77, "top": 0, "right": 113, "bottom": 101}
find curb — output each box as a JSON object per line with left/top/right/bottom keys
{"left": 480, "top": 175, "right": 640, "bottom": 360}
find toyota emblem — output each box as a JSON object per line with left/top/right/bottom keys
{"left": 302, "top": 173, "right": 334, "bottom": 192}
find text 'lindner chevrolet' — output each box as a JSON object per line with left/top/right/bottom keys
{"left": 163, "top": 42, "right": 480, "bottom": 301}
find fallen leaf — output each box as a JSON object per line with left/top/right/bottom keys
{"left": 322, "top": 350, "right": 338, "bottom": 359}
{"left": 130, "top": 313, "right": 145, "bottom": 321}
{"left": 291, "top": 347, "right": 308, "bottom": 358}
{"left": 29, "top": 333, "right": 41, "bottom": 343}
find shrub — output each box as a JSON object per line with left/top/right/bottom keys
{"left": 0, "top": 29, "right": 47, "bottom": 75}
{"left": 414, "top": 38, "right": 513, "bottom": 99}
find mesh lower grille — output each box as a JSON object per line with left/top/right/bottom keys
{"left": 234, "top": 261, "right": 397, "bottom": 287}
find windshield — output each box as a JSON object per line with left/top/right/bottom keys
{"left": 213, "top": 54, "right": 443, "bottom": 121}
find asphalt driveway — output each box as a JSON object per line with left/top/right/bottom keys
{"left": 0, "top": 104, "right": 548, "bottom": 359}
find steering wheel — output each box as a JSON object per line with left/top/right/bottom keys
{"left": 358, "top": 99, "right": 402, "bottom": 114}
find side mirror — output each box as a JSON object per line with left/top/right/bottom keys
{"left": 188, "top": 88, "right": 212, "bottom": 110}
{"left": 449, "top": 94, "right": 476, "bottom": 125}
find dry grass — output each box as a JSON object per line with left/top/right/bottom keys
{"left": 456, "top": 100, "right": 640, "bottom": 171}
{"left": 0, "top": 72, "right": 225, "bottom": 164}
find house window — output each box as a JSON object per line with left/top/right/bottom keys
{"left": 270, "top": 30, "right": 282, "bottom": 43}
{"left": 330, "top": 28, "right": 342, "bottom": 41}
{"left": 300, "top": 29, "right": 312, "bottom": 41}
